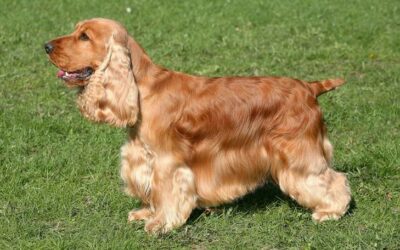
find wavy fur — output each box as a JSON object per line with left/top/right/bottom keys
{"left": 46, "top": 18, "right": 351, "bottom": 234}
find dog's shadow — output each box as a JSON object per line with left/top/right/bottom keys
{"left": 188, "top": 181, "right": 356, "bottom": 224}
{"left": 188, "top": 182, "right": 290, "bottom": 223}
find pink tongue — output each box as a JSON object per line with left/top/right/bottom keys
{"left": 57, "top": 70, "right": 65, "bottom": 78}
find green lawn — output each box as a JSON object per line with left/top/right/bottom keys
{"left": 1, "top": 0, "right": 399, "bottom": 249}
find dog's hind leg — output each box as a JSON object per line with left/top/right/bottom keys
{"left": 277, "top": 141, "right": 351, "bottom": 222}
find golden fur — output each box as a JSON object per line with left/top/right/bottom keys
{"left": 46, "top": 18, "right": 351, "bottom": 234}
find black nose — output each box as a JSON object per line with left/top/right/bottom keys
{"left": 44, "top": 43, "right": 54, "bottom": 54}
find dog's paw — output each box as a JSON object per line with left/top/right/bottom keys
{"left": 127, "top": 208, "right": 153, "bottom": 222}
{"left": 312, "top": 211, "right": 341, "bottom": 222}
{"left": 144, "top": 218, "right": 166, "bottom": 234}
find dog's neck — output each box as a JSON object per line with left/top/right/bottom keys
{"left": 127, "top": 37, "right": 164, "bottom": 88}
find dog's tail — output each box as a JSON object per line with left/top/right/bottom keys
{"left": 308, "top": 78, "right": 345, "bottom": 97}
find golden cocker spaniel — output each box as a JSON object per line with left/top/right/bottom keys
{"left": 45, "top": 18, "right": 351, "bottom": 234}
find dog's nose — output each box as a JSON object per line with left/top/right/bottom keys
{"left": 44, "top": 43, "right": 54, "bottom": 54}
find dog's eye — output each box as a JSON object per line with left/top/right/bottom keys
{"left": 79, "top": 32, "right": 90, "bottom": 41}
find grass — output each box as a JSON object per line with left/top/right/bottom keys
{"left": 0, "top": 0, "right": 399, "bottom": 249}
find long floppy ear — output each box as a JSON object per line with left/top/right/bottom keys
{"left": 77, "top": 32, "right": 139, "bottom": 127}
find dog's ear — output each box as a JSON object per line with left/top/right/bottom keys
{"left": 77, "top": 31, "right": 139, "bottom": 128}
{"left": 102, "top": 32, "right": 140, "bottom": 126}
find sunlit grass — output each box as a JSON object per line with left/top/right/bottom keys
{"left": 0, "top": 0, "right": 399, "bottom": 248}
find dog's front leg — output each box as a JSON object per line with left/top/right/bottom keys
{"left": 144, "top": 155, "right": 198, "bottom": 234}
{"left": 120, "top": 139, "right": 154, "bottom": 222}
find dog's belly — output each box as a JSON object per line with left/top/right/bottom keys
{"left": 190, "top": 146, "right": 273, "bottom": 207}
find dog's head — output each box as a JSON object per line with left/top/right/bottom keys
{"left": 45, "top": 18, "right": 139, "bottom": 127}
{"left": 45, "top": 18, "right": 129, "bottom": 86}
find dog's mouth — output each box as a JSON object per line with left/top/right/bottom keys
{"left": 57, "top": 67, "right": 94, "bottom": 82}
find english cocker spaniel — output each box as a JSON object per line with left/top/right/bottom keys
{"left": 45, "top": 18, "right": 351, "bottom": 234}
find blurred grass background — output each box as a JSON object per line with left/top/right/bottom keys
{"left": 0, "top": 0, "right": 399, "bottom": 248}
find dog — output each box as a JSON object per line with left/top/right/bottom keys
{"left": 45, "top": 18, "right": 351, "bottom": 234}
